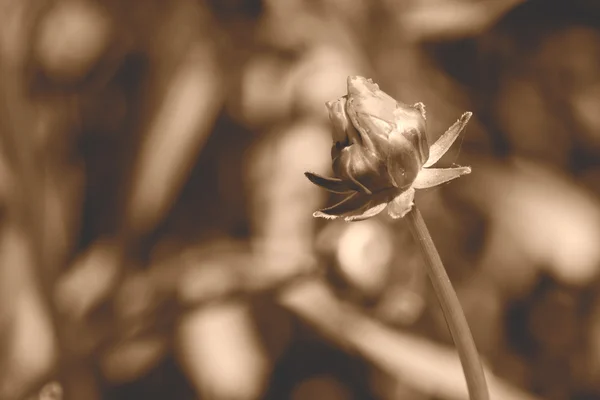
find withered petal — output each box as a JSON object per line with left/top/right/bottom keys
{"left": 304, "top": 172, "right": 356, "bottom": 194}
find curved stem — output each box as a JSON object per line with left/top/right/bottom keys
{"left": 405, "top": 206, "right": 489, "bottom": 400}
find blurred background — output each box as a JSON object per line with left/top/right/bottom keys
{"left": 1, "top": 0, "right": 600, "bottom": 399}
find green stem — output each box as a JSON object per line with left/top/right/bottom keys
{"left": 405, "top": 206, "right": 489, "bottom": 400}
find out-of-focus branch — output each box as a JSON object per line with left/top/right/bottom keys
{"left": 278, "top": 278, "right": 539, "bottom": 400}
{"left": 74, "top": 244, "right": 539, "bottom": 400}
{"left": 121, "top": 7, "right": 224, "bottom": 240}
{"left": 0, "top": 19, "right": 97, "bottom": 400}
{"left": 398, "top": 0, "right": 526, "bottom": 42}
{"left": 0, "top": 70, "right": 86, "bottom": 400}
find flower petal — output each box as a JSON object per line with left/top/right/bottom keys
{"left": 353, "top": 112, "right": 394, "bottom": 155}
{"left": 423, "top": 112, "right": 472, "bottom": 168}
{"left": 412, "top": 166, "right": 471, "bottom": 189}
{"left": 387, "top": 188, "right": 415, "bottom": 219}
{"left": 313, "top": 191, "right": 372, "bottom": 219}
{"left": 344, "top": 202, "right": 388, "bottom": 222}
{"left": 326, "top": 97, "right": 361, "bottom": 146}
{"left": 386, "top": 133, "right": 422, "bottom": 189}
{"left": 313, "top": 189, "right": 392, "bottom": 222}
{"left": 334, "top": 144, "right": 391, "bottom": 195}
{"left": 304, "top": 172, "right": 355, "bottom": 194}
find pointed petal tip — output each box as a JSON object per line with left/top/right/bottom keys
{"left": 460, "top": 112, "right": 473, "bottom": 124}
{"left": 453, "top": 165, "right": 472, "bottom": 176}
{"left": 313, "top": 211, "right": 340, "bottom": 220}
{"left": 423, "top": 113, "right": 472, "bottom": 168}
{"left": 304, "top": 171, "right": 324, "bottom": 181}
{"left": 304, "top": 171, "right": 316, "bottom": 183}
{"left": 304, "top": 171, "right": 356, "bottom": 193}
{"left": 444, "top": 165, "right": 472, "bottom": 174}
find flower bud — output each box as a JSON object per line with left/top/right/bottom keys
{"left": 306, "top": 76, "right": 472, "bottom": 221}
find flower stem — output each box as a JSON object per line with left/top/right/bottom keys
{"left": 405, "top": 206, "right": 489, "bottom": 400}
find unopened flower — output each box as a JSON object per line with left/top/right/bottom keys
{"left": 305, "top": 76, "right": 472, "bottom": 221}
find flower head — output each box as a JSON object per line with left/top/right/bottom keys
{"left": 305, "top": 76, "right": 472, "bottom": 221}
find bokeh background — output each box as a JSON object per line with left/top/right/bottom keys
{"left": 1, "top": 0, "right": 600, "bottom": 399}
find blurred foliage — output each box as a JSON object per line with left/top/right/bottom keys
{"left": 1, "top": 0, "right": 600, "bottom": 399}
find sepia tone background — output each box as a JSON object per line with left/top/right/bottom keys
{"left": 1, "top": 0, "right": 600, "bottom": 399}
